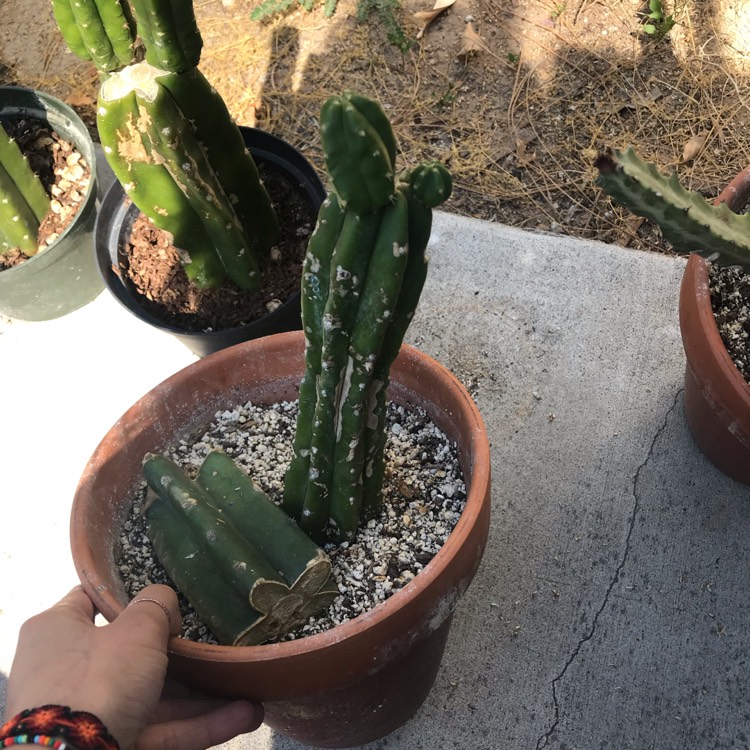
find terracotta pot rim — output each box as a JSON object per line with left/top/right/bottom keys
{"left": 72, "top": 331, "right": 491, "bottom": 664}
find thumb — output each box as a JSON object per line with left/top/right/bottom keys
{"left": 112, "top": 584, "right": 182, "bottom": 641}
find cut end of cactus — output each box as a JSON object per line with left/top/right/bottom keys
{"left": 100, "top": 61, "right": 170, "bottom": 103}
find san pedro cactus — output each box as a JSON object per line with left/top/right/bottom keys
{"left": 595, "top": 147, "right": 750, "bottom": 270}
{"left": 143, "top": 451, "right": 337, "bottom": 645}
{"left": 52, "top": 0, "right": 279, "bottom": 290}
{"left": 282, "top": 92, "right": 452, "bottom": 544}
{"left": 0, "top": 122, "right": 50, "bottom": 255}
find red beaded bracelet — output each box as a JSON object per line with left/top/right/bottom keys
{"left": 0, "top": 706, "right": 119, "bottom": 750}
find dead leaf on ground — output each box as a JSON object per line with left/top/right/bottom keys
{"left": 458, "top": 23, "right": 492, "bottom": 58}
{"left": 65, "top": 92, "right": 95, "bottom": 108}
{"left": 414, "top": 0, "right": 457, "bottom": 39}
{"left": 681, "top": 133, "right": 708, "bottom": 163}
{"left": 516, "top": 138, "right": 536, "bottom": 167}
{"left": 617, "top": 215, "right": 646, "bottom": 247}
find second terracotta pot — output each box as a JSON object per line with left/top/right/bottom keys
{"left": 70, "top": 331, "right": 492, "bottom": 748}
{"left": 679, "top": 167, "right": 750, "bottom": 484}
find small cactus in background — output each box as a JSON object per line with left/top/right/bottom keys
{"left": 0, "top": 121, "right": 50, "bottom": 255}
{"left": 282, "top": 92, "right": 452, "bottom": 544}
{"left": 52, "top": 0, "right": 279, "bottom": 290}
{"left": 594, "top": 147, "right": 750, "bottom": 270}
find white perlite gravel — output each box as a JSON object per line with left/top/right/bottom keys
{"left": 710, "top": 263, "right": 750, "bottom": 381}
{"left": 117, "top": 399, "right": 466, "bottom": 644}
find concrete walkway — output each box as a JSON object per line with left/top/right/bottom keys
{"left": 2, "top": 210, "right": 748, "bottom": 750}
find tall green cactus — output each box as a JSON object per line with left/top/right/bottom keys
{"left": 282, "top": 93, "right": 451, "bottom": 543}
{"left": 52, "top": 0, "right": 279, "bottom": 290}
{"left": 0, "top": 122, "right": 50, "bottom": 255}
{"left": 595, "top": 147, "right": 750, "bottom": 270}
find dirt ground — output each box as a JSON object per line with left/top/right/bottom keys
{"left": 2, "top": 0, "right": 750, "bottom": 255}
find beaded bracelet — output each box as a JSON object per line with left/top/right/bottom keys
{"left": 2, "top": 735, "right": 69, "bottom": 748}
{"left": 0, "top": 706, "right": 119, "bottom": 750}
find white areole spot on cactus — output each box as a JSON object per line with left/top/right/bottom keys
{"left": 393, "top": 242, "right": 407, "bottom": 257}
{"left": 100, "top": 61, "right": 170, "bottom": 103}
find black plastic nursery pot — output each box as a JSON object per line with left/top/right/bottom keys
{"left": 0, "top": 86, "right": 102, "bottom": 321}
{"left": 95, "top": 127, "right": 326, "bottom": 358}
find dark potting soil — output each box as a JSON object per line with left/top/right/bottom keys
{"left": 710, "top": 263, "right": 750, "bottom": 381}
{"left": 0, "top": 117, "right": 91, "bottom": 269}
{"left": 116, "top": 399, "right": 467, "bottom": 645}
{"left": 117, "top": 166, "right": 317, "bottom": 332}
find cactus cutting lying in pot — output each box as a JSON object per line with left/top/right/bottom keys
{"left": 142, "top": 451, "right": 337, "bottom": 646}
{"left": 594, "top": 147, "right": 750, "bottom": 484}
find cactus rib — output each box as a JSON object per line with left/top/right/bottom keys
{"left": 53, "top": 0, "right": 136, "bottom": 72}
{"left": 595, "top": 146, "right": 750, "bottom": 270}
{"left": 283, "top": 193, "right": 346, "bottom": 518}
{"left": 129, "top": 0, "right": 203, "bottom": 72}
{"left": 297, "top": 209, "right": 383, "bottom": 542}
{"left": 328, "top": 191, "right": 410, "bottom": 541}
{"left": 144, "top": 95, "right": 263, "bottom": 291}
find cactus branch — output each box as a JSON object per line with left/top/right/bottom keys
{"left": 297, "top": 209, "right": 383, "bottom": 542}
{"left": 0, "top": 122, "right": 50, "bottom": 255}
{"left": 283, "top": 193, "right": 346, "bottom": 518}
{"left": 595, "top": 146, "right": 750, "bottom": 270}
{"left": 98, "top": 62, "right": 277, "bottom": 290}
{"left": 129, "top": 0, "right": 203, "bottom": 72}
{"left": 328, "top": 191, "right": 409, "bottom": 541}
{"left": 51, "top": 0, "right": 136, "bottom": 72}
{"left": 319, "top": 93, "right": 395, "bottom": 214}
{"left": 361, "top": 166, "right": 452, "bottom": 517}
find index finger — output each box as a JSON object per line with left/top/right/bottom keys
{"left": 113, "top": 584, "right": 182, "bottom": 640}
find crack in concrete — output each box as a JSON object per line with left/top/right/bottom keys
{"left": 535, "top": 387, "right": 684, "bottom": 749}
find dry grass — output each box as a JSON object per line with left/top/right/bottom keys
{"left": 2, "top": 0, "right": 750, "bottom": 255}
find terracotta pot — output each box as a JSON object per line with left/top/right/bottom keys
{"left": 70, "top": 331, "right": 491, "bottom": 748}
{"left": 679, "top": 168, "right": 750, "bottom": 484}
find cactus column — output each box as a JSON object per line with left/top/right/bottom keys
{"left": 282, "top": 93, "right": 452, "bottom": 543}
{"left": 52, "top": 0, "right": 280, "bottom": 290}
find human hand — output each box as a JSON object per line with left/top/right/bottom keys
{"left": 5, "top": 584, "right": 263, "bottom": 750}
